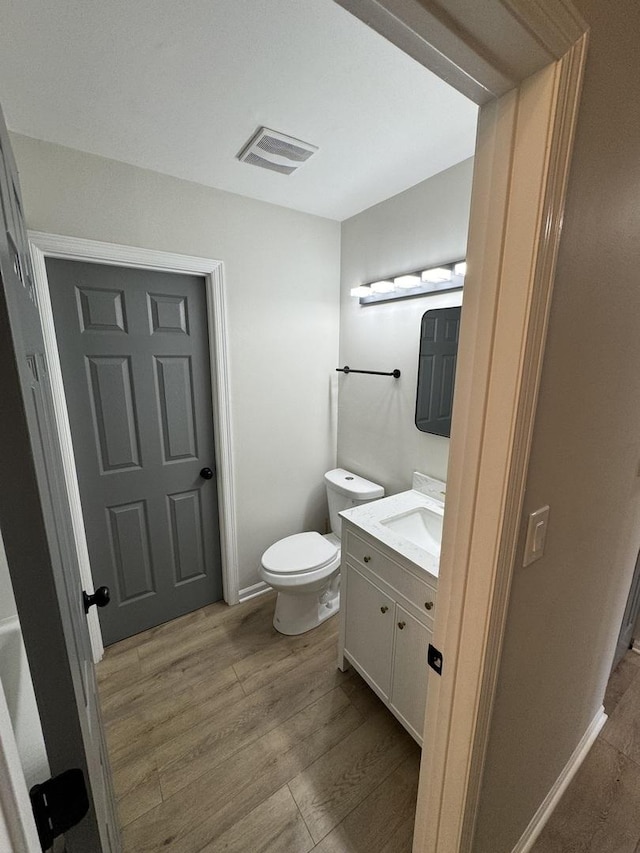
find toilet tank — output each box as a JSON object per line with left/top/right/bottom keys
{"left": 324, "top": 468, "right": 384, "bottom": 538}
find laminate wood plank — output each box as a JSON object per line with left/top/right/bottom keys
{"left": 99, "top": 600, "right": 216, "bottom": 662}
{"left": 531, "top": 739, "right": 640, "bottom": 853}
{"left": 601, "top": 670, "right": 640, "bottom": 765}
{"left": 122, "top": 687, "right": 363, "bottom": 853}
{"left": 377, "top": 815, "right": 416, "bottom": 853}
{"left": 156, "top": 642, "right": 353, "bottom": 799}
{"left": 110, "top": 752, "right": 162, "bottom": 829}
{"left": 340, "top": 671, "right": 387, "bottom": 719}
{"left": 233, "top": 620, "right": 342, "bottom": 696}
{"left": 197, "top": 785, "right": 314, "bottom": 853}
{"left": 604, "top": 652, "right": 640, "bottom": 716}
{"left": 100, "top": 650, "right": 241, "bottom": 725}
{"left": 289, "top": 706, "right": 415, "bottom": 843}
{"left": 135, "top": 594, "right": 276, "bottom": 675}
{"left": 310, "top": 750, "right": 420, "bottom": 853}
{"left": 96, "top": 644, "right": 139, "bottom": 684}
{"left": 233, "top": 614, "right": 338, "bottom": 696}
{"left": 103, "top": 667, "right": 244, "bottom": 766}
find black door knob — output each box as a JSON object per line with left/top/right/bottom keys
{"left": 200, "top": 467, "right": 214, "bottom": 480}
{"left": 83, "top": 586, "right": 110, "bottom": 614}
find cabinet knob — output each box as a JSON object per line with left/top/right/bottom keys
{"left": 380, "top": 605, "right": 388, "bottom": 614}
{"left": 363, "top": 555, "right": 371, "bottom": 563}
{"left": 397, "top": 621, "right": 406, "bottom": 630}
{"left": 424, "top": 601, "right": 434, "bottom": 611}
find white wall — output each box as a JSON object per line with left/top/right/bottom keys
{"left": 0, "top": 531, "right": 49, "bottom": 789}
{"left": 474, "top": 2, "right": 640, "bottom": 849}
{"left": 338, "top": 159, "right": 473, "bottom": 494}
{"left": 10, "top": 134, "right": 341, "bottom": 593}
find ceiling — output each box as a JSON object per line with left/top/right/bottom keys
{"left": 0, "top": 0, "right": 478, "bottom": 221}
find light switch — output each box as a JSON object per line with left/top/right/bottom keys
{"left": 523, "top": 505, "right": 550, "bottom": 567}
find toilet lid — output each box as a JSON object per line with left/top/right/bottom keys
{"left": 262, "top": 532, "right": 339, "bottom": 574}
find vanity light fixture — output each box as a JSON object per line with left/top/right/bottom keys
{"left": 394, "top": 274, "right": 421, "bottom": 289}
{"left": 350, "top": 284, "right": 373, "bottom": 297}
{"left": 421, "top": 267, "right": 452, "bottom": 284}
{"left": 352, "top": 260, "right": 466, "bottom": 305}
{"left": 370, "top": 279, "right": 395, "bottom": 294}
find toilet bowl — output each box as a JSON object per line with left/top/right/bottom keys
{"left": 259, "top": 469, "right": 384, "bottom": 635}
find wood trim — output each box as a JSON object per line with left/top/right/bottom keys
{"left": 28, "top": 233, "right": 240, "bottom": 645}
{"left": 413, "top": 34, "right": 588, "bottom": 853}
{"left": 334, "top": 0, "right": 514, "bottom": 103}
{"left": 0, "top": 680, "right": 41, "bottom": 852}
{"left": 334, "top": 0, "right": 586, "bottom": 105}
{"left": 512, "top": 706, "right": 606, "bottom": 852}
{"left": 205, "top": 263, "right": 240, "bottom": 605}
{"left": 501, "top": 0, "right": 589, "bottom": 57}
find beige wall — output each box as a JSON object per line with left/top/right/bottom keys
{"left": 10, "top": 134, "right": 341, "bottom": 594}
{"left": 338, "top": 159, "right": 472, "bottom": 494}
{"left": 474, "top": 2, "right": 640, "bottom": 849}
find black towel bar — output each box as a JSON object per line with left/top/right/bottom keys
{"left": 336, "top": 366, "right": 401, "bottom": 378}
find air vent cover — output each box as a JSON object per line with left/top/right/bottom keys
{"left": 237, "top": 127, "right": 318, "bottom": 175}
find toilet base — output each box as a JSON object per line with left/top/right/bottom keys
{"left": 272, "top": 586, "right": 340, "bottom": 636}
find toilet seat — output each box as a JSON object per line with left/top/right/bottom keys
{"left": 262, "top": 532, "right": 338, "bottom": 575}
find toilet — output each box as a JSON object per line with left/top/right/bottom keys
{"left": 259, "top": 468, "right": 384, "bottom": 635}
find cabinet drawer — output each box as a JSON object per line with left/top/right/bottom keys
{"left": 344, "top": 529, "right": 437, "bottom": 623}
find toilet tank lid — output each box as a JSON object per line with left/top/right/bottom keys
{"left": 324, "top": 468, "right": 384, "bottom": 500}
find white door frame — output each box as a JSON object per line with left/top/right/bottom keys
{"left": 29, "top": 232, "right": 239, "bottom": 660}
{"left": 337, "top": 2, "right": 589, "bottom": 851}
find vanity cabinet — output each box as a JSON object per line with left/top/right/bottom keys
{"left": 339, "top": 523, "right": 437, "bottom": 745}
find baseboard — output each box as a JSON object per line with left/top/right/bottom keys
{"left": 632, "top": 639, "right": 640, "bottom": 656}
{"left": 239, "top": 581, "right": 271, "bottom": 602}
{"left": 512, "top": 705, "right": 607, "bottom": 853}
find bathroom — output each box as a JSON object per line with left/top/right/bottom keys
{"left": 0, "top": 154, "right": 475, "bottom": 850}
{"left": 0, "top": 1, "right": 479, "bottom": 849}
{"left": 1, "top": 155, "right": 473, "bottom": 853}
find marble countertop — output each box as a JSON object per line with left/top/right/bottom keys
{"left": 339, "top": 472, "right": 445, "bottom": 579}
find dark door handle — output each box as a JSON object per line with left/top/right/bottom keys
{"left": 200, "top": 467, "right": 214, "bottom": 480}
{"left": 83, "top": 586, "right": 110, "bottom": 614}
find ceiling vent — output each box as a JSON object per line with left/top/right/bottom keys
{"left": 237, "top": 127, "right": 318, "bottom": 175}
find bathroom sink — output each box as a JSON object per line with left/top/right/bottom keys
{"left": 380, "top": 505, "right": 443, "bottom": 557}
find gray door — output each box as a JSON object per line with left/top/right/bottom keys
{"left": 46, "top": 260, "right": 223, "bottom": 645}
{"left": 0, "top": 106, "right": 119, "bottom": 849}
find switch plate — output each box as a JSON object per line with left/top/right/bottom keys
{"left": 523, "top": 505, "right": 550, "bottom": 567}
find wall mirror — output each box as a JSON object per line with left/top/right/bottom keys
{"left": 415, "top": 306, "right": 461, "bottom": 437}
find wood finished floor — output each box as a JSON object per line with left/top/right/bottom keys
{"left": 97, "top": 592, "right": 420, "bottom": 853}
{"left": 531, "top": 649, "right": 640, "bottom": 853}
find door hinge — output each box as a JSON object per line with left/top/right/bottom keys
{"left": 30, "top": 768, "right": 89, "bottom": 851}
{"left": 428, "top": 643, "right": 443, "bottom": 675}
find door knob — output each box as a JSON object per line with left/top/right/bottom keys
{"left": 200, "top": 467, "right": 214, "bottom": 480}
{"left": 83, "top": 586, "right": 110, "bottom": 614}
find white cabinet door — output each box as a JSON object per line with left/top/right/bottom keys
{"left": 344, "top": 565, "right": 395, "bottom": 698}
{"left": 390, "top": 604, "right": 430, "bottom": 742}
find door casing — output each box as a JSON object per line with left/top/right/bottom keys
{"left": 29, "top": 233, "right": 239, "bottom": 660}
